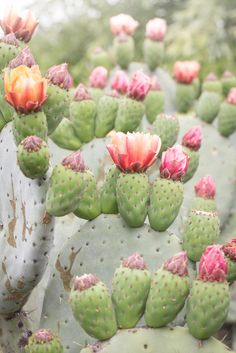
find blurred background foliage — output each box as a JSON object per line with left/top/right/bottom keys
{"left": 27, "top": 0, "right": 236, "bottom": 84}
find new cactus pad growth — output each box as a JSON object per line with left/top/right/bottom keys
{"left": 24, "top": 329, "right": 63, "bottom": 353}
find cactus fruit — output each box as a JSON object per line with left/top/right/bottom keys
{"left": 221, "top": 71, "right": 236, "bottom": 97}
{"left": 50, "top": 118, "right": 82, "bottom": 150}
{"left": 148, "top": 145, "right": 189, "bottom": 231}
{"left": 89, "top": 66, "right": 108, "bottom": 103}
{"left": 217, "top": 89, "right": 236, "bottom": 137}
{"left": 145, "top": 252, "right": 190, "bottom": 327}
{"left": 69, "top": 274, "right": 117, "bottom": 340}
{"left": 222, "top": 239, "right": 236, "bottom": 283}
{"left": 192, "top": 175, "right": 217, "bottom": 212}
{"left": 202, "top": 73, "right": 223, "bottom": 95}
{"left": 112, "top": 253, "right": 151, "bottom": 328}
{"left": 100, "top": 166, "right": 120, "bottom": 214}
{"left": 70, "top": 84, "right": 96, "bottom": 143}
{"left": 182, "top": 126, "right": 202, "bottom": 183}
{"left": 24, "top": 329, "right": 63, "bottom": 353}
{"left": 113, "top": 34, "right": 135, "bottom": 70}
{"left": 196, "top": 91, "right": 221, "bottom": 124}
{"left": 176, "top": 83, "right": 195, "bottom": 113}
{"left": 17, "top": 135, "right": 50, "bottom": 179}
{"left": 144, "top": 78, "right": 164, "bottom": 124}
{"left": 95, "top": 92, "right": 119, "bottom": 138}
{"left": 187, "top": 246, "right": 230, "bottom": 340}
{"left": 0, "top": 34, "right": 20, "bottom": 70}
{"left": 151, "top": 113, "right": 179, "bottom": 153}
{"left": 144, "top": 39, "right": 164, "bottom": 71}
{"left": 192, "top": 77, "right": 201, "bottom": 99}
{"left": 91, "top": 47, "right": 112, "bottom": 70}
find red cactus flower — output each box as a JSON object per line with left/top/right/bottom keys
{"left": 107, "top": 132, "right": 161, "bottom": 173}
{"left": 182, "top": 126, "right": 202, "bottom": 151}
{"left": 199, "top": 245, "right": 228, "bottom": 282}
{"left": 227, "top": 88, "right": 236, "bottom": 105}
{"left": 145, "top": 18, "right": 167, "bottom": 41}
{"left": 110, "top": 14, "right": 139, "bottom": 36}
{"left": 73, "top": 84, "right": 91, "bottom": 101}
{"left": 163, "top": 251, "right": 188, "bottom": 277}
{"left": 194, "top": 175, "right": 216, "bottom": 199}
{"left": 174, "top": 61, "right": 200, "bottom": 84}
{"left": 222, "top": 239, "right": 236, "bottom": 262}
{"left": 127, "top": 70, "right": 151, "bottom": 101}
{"left": 46, "top": 63, "right": 73, "bottom": 90}
{"left": 160, "top": 144, "right": 189, "bottom": 181}
{"left": 89, "top": 66, "right": 108, "bottom": 89}
{"left": 111, "top": 70, "right": 129, "bottom": 95}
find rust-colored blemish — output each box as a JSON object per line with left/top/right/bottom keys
{"left": 42, "top": 212, "right": 52, "bottom": 224}
{"left": 2, "top": 262, "right": 27, "bottom": 302}
{"left": 21, "top": 202, "right": 33, "bottom": 241}
{"left": 55, "top": 248, "right": 81, "bottom": 291}
{"left": 7, "top": 177, "right": 17, "bottom": 248}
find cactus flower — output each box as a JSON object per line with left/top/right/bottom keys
{"left": 150, "top": 76, "right": 161, "bottom": 91}
{"left": 223, "top": 70, "right": 234, "bottom": 78}
{"left": 62, "top": 151, "right": 87, "bottom": 172}
{"left": 145, "top": 18, "right": 167, "bottom": 41}
{"left": 0, "top": 8, "right": 38, "bottom": 43}
{"left": 160, "top": 144, "right": 189, "bottom": 181}
{"left": 21, "top": 135, "right": 43, "bottom": 152}
{"left": 194, "top": 175, "right": 216, "bottom": 199}
{"left": 227, "top": 88, "right": 236, "bottom": 105}
{"left": 163, "top": 251, "right": 188, "bottom": 276}
{"left": 127, "top": 70, "right": 151, "bottom": 101}
{"left": 199, "top": 245, "right": 228, "bottom": 282}
{"left": 107, "top": 132, "right": 161, "bottom": 173}
{"left": 1, "top": 33, "right": 19, "bottom": 46}
{"left": 9, "top": 47, "right": 36, "bottom": 69}
{"left": 205, "top": 72, "right": 217, "bottom": 81}
{"left": 111, "top": 70, "right": 129, "bottom": 94}
{"left": 33, "top": 329, "right": 53, "bottom": 343}
{"left": 174, "top": 61, "right": 200, "bottom": 84}
{"left": 182, "top": 126, "right": 202, "bottom": 151}
{"left": 110, "top": 14, "right": 139, "bottom": 36}
{"left": 122, "top": 253, "right": 147, "bottom": 270}
{"left": 89, "top": 66, "right": 108, "bottom": 89}
{"left": 73, "top": 83, "right": 91, "bottom": 101}
{"left": 4, "top": 65, "right": 47, "bottom": 114}
{"left": 73, "top": 274, "right": 99, "bottom": 291}
{"left": 46, "top": 63, "right": 73, "bottom": 90}
{"left": 222, "top": 239, "right": 236, "bottom": 262}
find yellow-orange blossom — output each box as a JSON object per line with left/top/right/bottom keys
{"left": 4, "top": 65, "right": 47, "bottom": 114}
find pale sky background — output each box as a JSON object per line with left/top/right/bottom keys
{"left": 0, "top": 0, "right": 34, "bottom": 13}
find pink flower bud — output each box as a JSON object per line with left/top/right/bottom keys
{"left": 223, "top": 71, "right": 233, "bottom": 78}
{"left": 89, "top": 66, "right": 108, "bottom": 89}
{"left": 127, "top": 70, "right": 151, "bottom": 101}
{"left": 33, "top": 329, "right": 53, "bottom": 343}
{"left": 46, "top": 63, "right": 73, "bottom": 90}
{"left": 73, "top": 274, "right": 99, "bottom": 291}
{"left": 227, "top": 88, "right": 236, "bottom": 105}
{"left": 110, "top": 14, "right": 139, "bottom": 36}
{"left": 163, "top": 251, "right": 188, "bottom": 277}
{"left": 111, "top": 70, "right": 129, "bottom": 95}
{"left": 107, "top": 132, "right": 161, "bottom": 173}
{"left": 9, "top": 47, "right": 36, "bottom": 69}
{"left": 174, "top": 61, "right": 200, "bottom": 84}
{"left": 194, "top": 175, "right": 216, "bottom": 199}
{"left": 122, "top": 253, "right": 147, "bottom": 270}
{"left": 160, "top": 144, "right": 189, "bottom": 181}
{"left": 73, "top": 84, "right": 91, "bottom": 101}
{"left": 1, "top": 33, "right": 19, "bottom": 46}
{"left": 222, "top": 239, "right": 236, "bottom": 262}
{"left": 182, "top": 126, "right": 202, "bottom": 151}
{"left": 199, "top": 245, "right": 228, "bottom": 282}
{"left": 145, "top": 18, "right": 167, "bottom": 41}
{"left": 62, "top": 151, "right": 87, "bottom": 172}
{"left": 21, "top": 135, "right": 43, "bottom": 152}
{"left": 205, "top": 72, "right": 217, "bottom": 81}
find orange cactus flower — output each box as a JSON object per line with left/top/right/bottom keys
{"left": 4, "top": 65, "right": 48, "bottom": 114}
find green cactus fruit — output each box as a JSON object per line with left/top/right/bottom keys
{"left": 151, "top": 114, "right": 179, "bottom": 153}
{"left": 226, "top": 257, "right": 236, "bottom": 283}
{"left": 17, "top": 136, "right": 50, "bottom": 179}
{"left": 46, "top": 151, "right": 85, "bottom": 216}
{"left": 100, "top": 166, "right": 120, "bottom": 214}
{"left": 43, "top": 84, "right": 71, "bottom": 134}
{"left": 190, "top": 197, "right": 217, "bottom": 213}
{"left": 50, "top": 118, "right": 82, "bottom": 150}
{"left": 69, "top": 274, "right": 117, "bottom": 340}
{"left": 116, "top": 173, "right": 149, "bottom": 227}
{"left": 91, "top": 48, "right": 112, "bottom": 70}
{"left": 143, "top": 39, "right": 164, "bottom": 71}
{"left": 217, "top": 102, "right": 236, "bottom": 137}
{"left": 202, "top": 80, "right": 222, "bottom": 95}
{"left": 145, "top": 252, "right": 190, "bottom": 327}
{"left": 89, "top": 87, "right": 104, "bottom": 103}
{"left": 0, "top": 39, "right": 19, "bottom": 71}
{"left": 148, "top": 179, "right": 183, "bottom": 231}
{"left": 176, "top": 83, "right": 195, "bottom": 113}
{"left": 24, "top": 329, "right": 63, "bottom": 353}
{"left": 115, "top": 97, "right": 144, "bottom": 133}
{"left": 70, "top": 84, "right": 96, "bottom": 142}
{"left": 13, "top": 111, "right": 48, "bottom": 145}
{"left": 182, "top": 147, "right": 199, "bottom": 183}
{"left": 221, "top": 240, "right": 236, "bottom": 283}
{"left": 144, "top": 91, "right": 164, "bottom": 124}
{"left": 222, "top": 75, "right": 236, "bottom": 97}
{"left": 192, "top": 77, "right": 201, "bottom": 99}
{"left": 113, "top": 35, "right": 134, "bottom": 70}
{"left": 196, "top": 91, "right": 221, "bottom": 124}
{"left": 95, "top": 94, "right": 119, "bottom": 138}
{"left": 112, "top": 253, "right": 151, "bottom": 328}
{"left": 74, "top": 170, "right": 101, "bottom": 220}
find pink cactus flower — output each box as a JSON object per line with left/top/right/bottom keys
{"left": 174, "top": 61, "right": 200, "bottom": 84}
{"left": 199, "top": 245, "right": 228, "bottom": 282}
{"left": 223, "top": 71, "right": 233, "bottom": 78}
{"left": 111, "top": 70, "right": 129, "bottom": 94}
{"left": 122, "top": 253, "right": 147, "bottom": 270}
{"left": 194, "top": 175, "right": 216, "bottom": 199}
{"left": 73, "top": 84, "right": 91, "bottom": 101}
{"left": 227, "top": 88, "right": 236, "bottom": 105}
{"left": 110, "top": 14, "right": 139, "bottom": 36}
{"left": 9, "top": 47, "right": 36, "bottom": 69}
{"left": 74, "top": 274, "right": 99, "bottom": 291}
{"left": 34, "top": 329, "right": 53, "bottom": 343}
{"left": 107, "top": 132, "right": 161, "bottom": 173}
{"left": 89, "top": 66, "right": 108, "bottom": 89}
{"left": 205, "top": 72, "right": 217, "bottom": 81}
{"left": 160, "top": 144, "right": 189, "bottom": 181}
{"left": 145, "top": 18, "right": 167, "bottom": 41}
{"left": 182, "top": 126, "right": 202, "bottom": 151}
{"left": 46, "top": 63, "right": 73, "bottom": 90}
{"left": 62, "top": 151, "right": 87, "bottom": 172}
{"left": 127, "top": 70, "right": 151, "bottom": 101}
{"left": 163, "top": 251, "right": 188, "bottom": 277}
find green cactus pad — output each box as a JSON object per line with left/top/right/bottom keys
{"left": 187, "top": 280, "right": 230, "bottom": 340}
{"left": 25, "top": 330, "right": 63, "bottom": 353}
{"left": 182, "top": 210, "right": 220, "bottom": 262}
{"left": 88, "top": 87, "right": 104, "bottom": 103}
{"left": 70, "top": 280, "right": 117, "bottom": 340}
{"left": 176, "top": 83, "right": 195, "bottom": 113}
{"left": 143, "top": 39, "right": 164, "bottom": 71}
{"left": 74, "top": 170, "right": 101, "bottom": 220}
{"left": 46, "top": 164, "right": 84, "bottom": 216}
{"left": 202, "top": 80, "right": 223, "bottom": 95}
{"left": 226, "top": 257, "right": 236, "bottom": 283}
{"left": 70, "top": 99, "right": 96, "bottom": 142}
{"left": 95, "top": 95, "right": 119, "bottom": 138}
{"left": 50, "top": 118, "right": 82, "bottom": 150}
{"left": 217, "top": 102, "right": 236, "bottom": 137}
{"left": 13, "top": 111, "right": 48, "bottom": 145}
{"left": 115, "top": 97, "right": 144, "bottom": 133}
{"left": 196, "top": 91, "right": 221, "bottom": 124}
{"left": 151, "top": 114, "right": 179, "bottom": 153}
{"left": 101, "top": 166, "right": 120, "bottom": 214}
{"left": 144, "top": 91, "right": 164, "bottom": 124}
{"left": 116, "top": 173, "right": 149, "bottom": 227}
{"left": 113, "top": 36, "right": 134, "bottom": 70}
{"left": 222, "top": 76, "right": 236, "bottom": 97}
{"left": 182, "top": 147, "right": 199, "bottom": 183}
{"left": 145, "top": 269, "right": 190, "bottom": 327}
{"left": 148, "top": 179, "right": 184, "bottom": 232}
{"left": 0, "top": 114, "right": 6, "bottom": 131}
{"left": 190, "top": 197, "right": 217, "bottom": 213}
{"left": 192, "top": 77, "right": 201, "bottom": 99}
{"left": 0, "top": 42, "right": 19, "bottom": 70}
{"left": 43, "top": 84, "right": 71, "bottom": 134}
{"left": 0, "top": 94, "right": 15, "bottom": 123}
{"left": 112, "top": 265, "right": 151, "bottom": 328}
